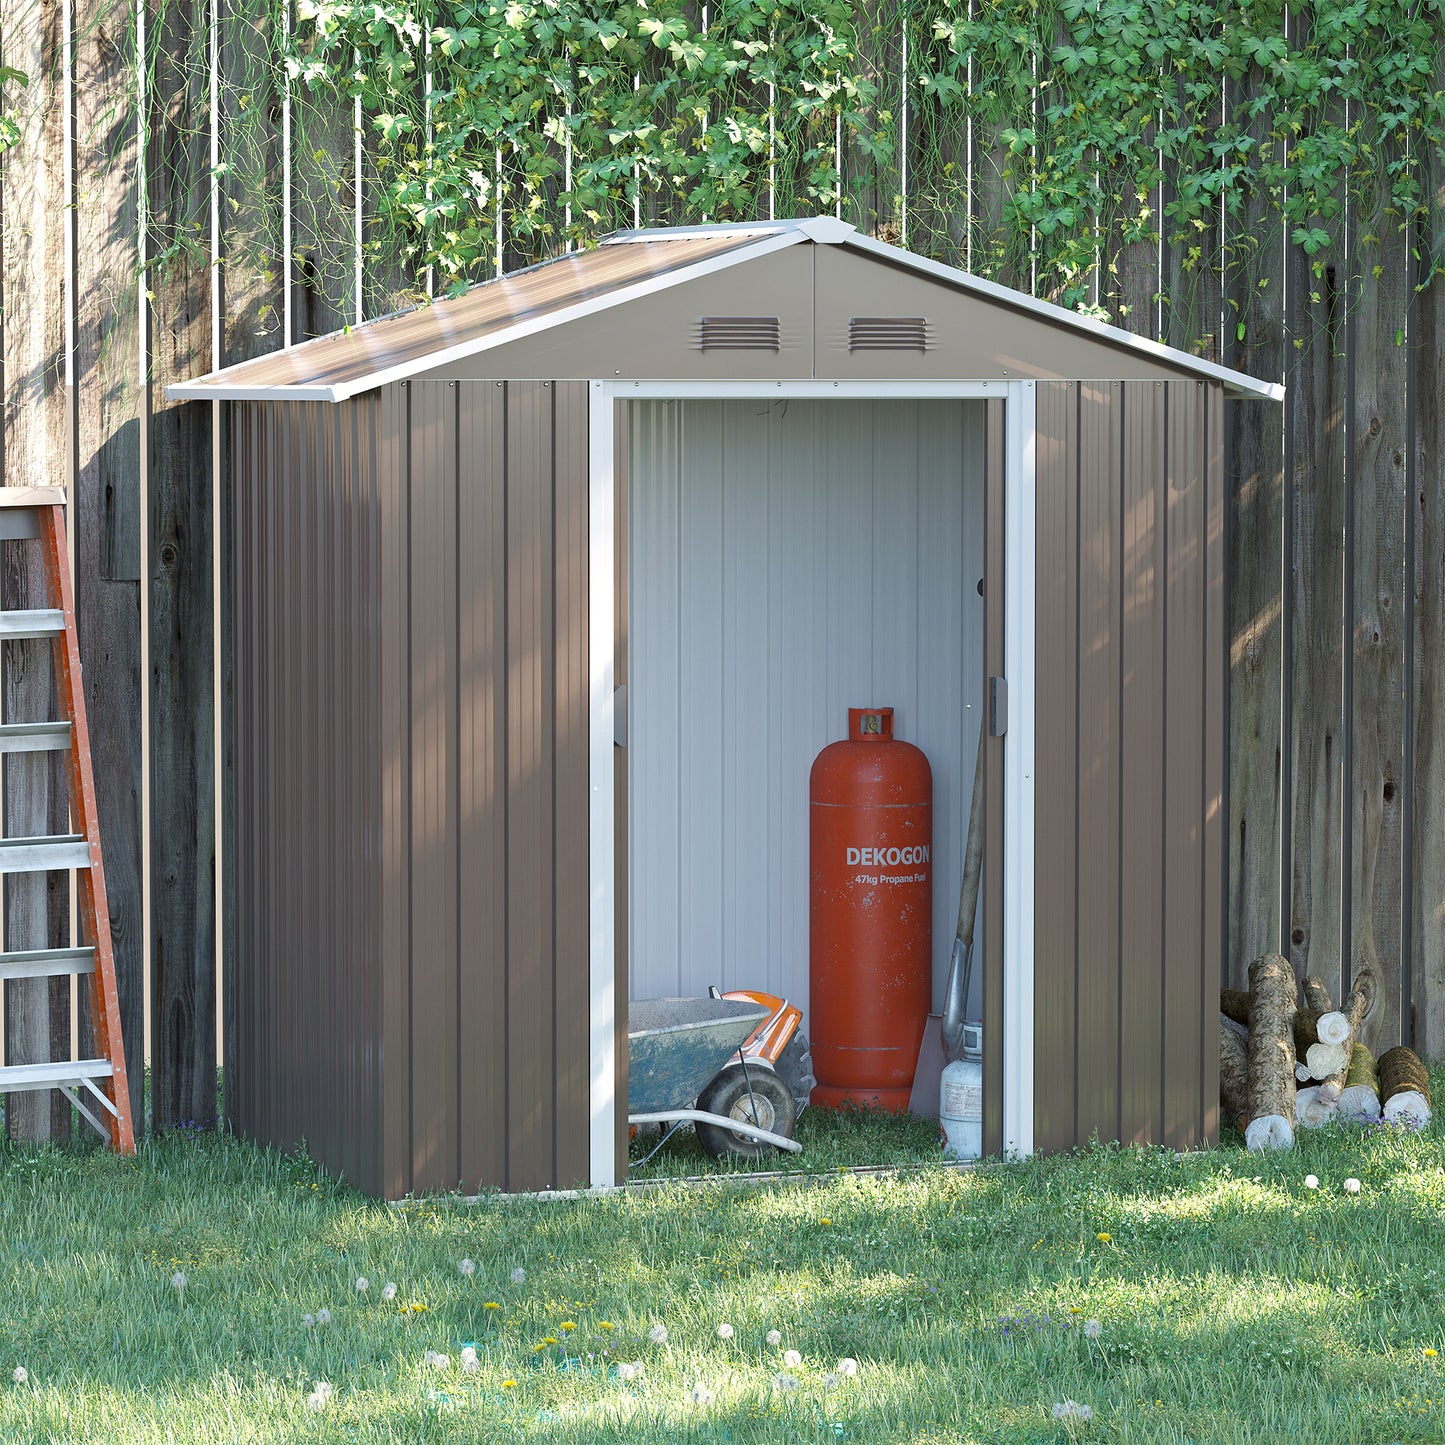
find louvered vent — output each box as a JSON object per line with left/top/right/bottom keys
{"left": 849, "top": 316, "right": 928, "bottom": 352}
{"left": 699, "top": 316, "right": 781, "bottom": 352}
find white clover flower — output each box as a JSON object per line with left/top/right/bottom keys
{"left": 649, "top": 1324, "right": 668, "bottom": 1345}
{"left": 459, "top": 1258, "right": 476, "bottom": 1278}
{"left": 783, "top": 1349, "right": 802, "bottom": 1367}
{"left": 315, "top": 1308, "right": 331, "bottom": 1326}
{"left": 716, "top": 1323, "right": 734, "bottom": 1340}
{"left": 1053, "top": 1400, "right": 1093, "bottom": 1421}
{"left": 171, "top": 1271, "right": 187, "bottom": 1294}
{"left": 510, "top": 1267, "right": 527, "bottom": 1285}
{"left": 822, "top": 1373, "right": 839, "bottom": 1390}
{"left": 355, "top": 1277, "right": 369, "bottom": 1293}
{"left": 302, "top": 1314, "right": 315, "bottom": 1328}
{"left": 774, "top": 1372, "right": 799, "bottom": 1393}
{"left": 765, "top": 1329, "right": 782, "bottom": 1347}
{"left": 1304, "top": 1175, "right": 1319, "bottom": 1190}
{"left": 836, "top": 1357, "right": 859, "bottom": 1377}
{"left": 380, "top": 1281, "right": 398, "bottom": 1302}
{"left": 11, "top": 1367, "right": 27, "bottom": 1385}
{"left": 1083, "top": 1320, "right": 1102, "bottom": 1340}
{"left": 1344, "top": 1177, "right": 1362, "bottom": 1194}
{"left": 689, "top": 1383, "right": 715, "bottom": 1406}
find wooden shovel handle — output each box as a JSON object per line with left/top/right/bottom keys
{"left": 955, "top": 723, "right": 987, "bottom": 951}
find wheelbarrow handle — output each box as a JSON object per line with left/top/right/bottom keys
{"left": 627, "top": 1110, "right": 804, "bottom": 1154}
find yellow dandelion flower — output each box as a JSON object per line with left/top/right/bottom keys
{"left": 598, "top": 1321, "right": 615, "bottom": 1330}
{"left": 1096, "top": 1233, "right": 1112, "bottom": 1243}
{"left": 560, "top": 1322, "right": 576, "bottom": 1331}
{"left": 502, "top": 1380, "right": 516, "bottom": 1389}
{"left": 1069, "top": 1307, "right": 1082, "bottom": 1314}
{"left": 543, "top": 1336, "right": 558, "bottom": 1345}
{"left": 483, "top": 1302, "right": 500, "bottom": 1310}
{"left": 1426, "top": 1348, "right": 1439, "bottom": 1358}
{"left": 533, "top": 1344, "right": 547, "bottom": 1353}
{"left": 819, "top": 1218, "right": 832, "bottom": 1226}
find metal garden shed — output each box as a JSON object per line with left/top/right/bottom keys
{"left": 171, "top": 216, "right": 1281, "bottom": 1199}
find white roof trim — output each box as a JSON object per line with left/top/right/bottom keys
{"left": 839, "top": 229, "right": 1283, "bottom": 401}
{"left": 168, "top": 228, "right": 808, "bottom": 403}
{"left": 169, "top": 216, "right": 1281, "bottom": 403}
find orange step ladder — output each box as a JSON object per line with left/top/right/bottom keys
{"left": 0, "top": 489, "right": 134, "bottom": 1154}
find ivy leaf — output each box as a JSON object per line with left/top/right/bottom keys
{"left": 430, "top": 25, "right": 479, "bottom": 57}
{"left": 1290, "top": 225, "right": 1330, "bottom": 255}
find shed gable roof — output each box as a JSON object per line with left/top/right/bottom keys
{"left": 168, "top": 217, "right": 1282, "bottom": 403}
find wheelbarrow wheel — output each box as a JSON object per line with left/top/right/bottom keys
{"left": 695, "top": 1066, "right": 797, "bottom": 1159}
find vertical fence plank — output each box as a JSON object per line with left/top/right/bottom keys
{"left": 1224, "top": 57, "right": 1285, "bottom": 988}
{"left": 147, "top": 0, "right": 216, "bottom": 1128}
{"left": 1286, "top": 218, "right": 1347, "bottom": 1006}
{"left": 1411, "top": 129, "right": 1445, "bottom": 1058}
{"left": 74, "top": 0, "right": 144, "bottom": 1129}
{"left": 1, "top": 0, "right": 72, "bottom": 1141}
{"left": 1351, "top": 170, "right": 1410, "bottom": 1052}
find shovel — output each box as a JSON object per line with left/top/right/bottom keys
{"left": 909, "top": 723, "right": 987, "bottom": 1118}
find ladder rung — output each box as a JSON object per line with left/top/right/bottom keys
{"left": 0, "top": 722, "right": 71, "bottom": 754}
{"left": 0, "top": 946, "right": 94, "bottom": 981}
{"left": 0, "top": 835, "right": 91, "bottom": 872}
{"left": 0, "top": 1059, "right": 113, "bottom": 1093}
{"left": 0, "top": 610, "right": 64, "bottom": 640}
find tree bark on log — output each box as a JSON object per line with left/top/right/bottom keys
{"left": 1318, "top": 970, "right": 1378, "bottom": 1103}
{"left": 1378, "top": 1045, "right": 1431, "bottom": 1105}
{"left": 1220, "top": 1015, "right": 1250, "bottom": 1132}
{"left": 1222, "top": 986, "right": 1330, "bottom": 1057}
{"left": 1245, "top": 953, "right": 1298, "bottom": 1150}
{"left": 1301, "top": 977, "right": 1334, "bottom": 1012}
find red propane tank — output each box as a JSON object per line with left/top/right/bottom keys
{"left": 809, "top": 707, "right": 932, "bottom": 1111}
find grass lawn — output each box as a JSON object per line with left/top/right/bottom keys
{"left": 3, "top": 1088, "right": 1445, "bottom": 1443}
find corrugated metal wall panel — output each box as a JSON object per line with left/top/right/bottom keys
{"left": 1032, "top": 379, "right": 1224, "bottom": 1153}
{"left": 231, "top": 380, "right": 593, "bottom": 1198}
{"left": 409, "top": 381, "right": 461, "bottom": 1192}
{"left": 230, "top": 398, "right": 387, "bottom": 1194}
{"left": 457, "top": 383, "right": 508, "bottom": 1191}
{"left": 626, "top": 399, "right": 986, "bottom": 1018}
{"left": 982, "top": 398, "right": 1005, "bottom": 1160}
{"left": 1202, "top": 388, "right": 1225, "bottom": 1142}
{"left": 1034, "top": 383, "right": 1079, "bottom": 1154}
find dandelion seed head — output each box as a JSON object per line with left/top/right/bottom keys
{"left": 765, "top": 1329, "right": 782, "bottom": 1347}
{"left": 823, "top": 1372, "right": 839, "bottom": 1389}
{"left": 783, "top": 1349, "right": 802, "bottom": 1367}
{"left": 171, "top": 1271, "right": 187, "bottom": 1292}
{"left": 459, "top": 1258, "right": 476, "bottom": 1277}
{"left": 689, "top": 1383, "right": 715, "bottom": 1406}
{"left": 381, "top": 1282, "right": 398, "bottom": 1302}
{"left": 355, "top": 1277, "right": 369, "bottom": 1293}
{"left": 511, "top": 1267, "right": 527, "bottom": 1285}
{"left": 11, "top": 1368, "right": 26, "bottom": 1385}
{"left": 1083, "top": 1319, "right": 1102, "bottom": 1339}
{"left": 716, "top": 1323, "right": 734, "bottom": 1340}
{"left": 836, "top": 1357, "right": 859, "bottom": 1376}
{"left": 460, "top": 1346, "right": 478, "bottom": 1367}
{"left": 774, "top": 1372, "right": 799, "bottom": 1392}
{"left": 649, "top": 1324, "right": 668, "bottom": 1345}
{"left": 315, "top": 1308, "right": 331, "bottom": 1326}
{"left": 302, "top": 1314, "right": 315, "bottom": 1328}
{"left": 1053, "top": 1399, "right": 1093, "bottom": 1421}
{"left": 424, "top": 1350, "right": 450, "bottom": 1370}
{"left": 1344, "top": 1177, "right": 1362, "bottom": 1194}
{"left": 312, "top": 1381, "right": 333, "bottom": 1402}
{"left": 1304, "top": 1175, "right": 1319, "bottom": 1190}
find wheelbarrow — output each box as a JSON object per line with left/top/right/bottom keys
{"left": 628, "top": 995, "right": 810, "bottom": 1161}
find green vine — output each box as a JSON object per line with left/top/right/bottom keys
{"left": 236, "top": 0, "right": 1445, "bottom": 346}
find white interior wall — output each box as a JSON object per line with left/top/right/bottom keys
{"left": 628, "top": 397, "right": 987, "bottom": 1022}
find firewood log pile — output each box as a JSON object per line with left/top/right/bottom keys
{"left": 1219, "top": 956, "right": 1432, "bottom": 1151}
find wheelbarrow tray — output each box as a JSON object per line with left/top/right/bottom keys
{"left": 627, "top": 997, "right": 769, "bottom": 1114}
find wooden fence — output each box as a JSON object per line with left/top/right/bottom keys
{"left": 0, "top": 0, "right": 1442, "bottom": 1136}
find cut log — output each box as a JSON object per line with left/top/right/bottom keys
{"left": 1336, "top": 1044, "right": 1382, "bottom": 1123}
{"left": 1246, "top": 954, "right": 1298, "bottom": 1146}
{"left": 1296, "top": 1062, "right": 1312, "bottom": 1083}
{"left": 1295, "top": 1084, "right": 1335, "bottom": 1129}
{"left": 1245, "top": 1115, "right": 1295, "bottom": 1151}
{"left": 1219, "top": 1014, "right": 1250, "bottom": 1132}
{"left": 1383, "top": 1091, "right": 1432, "bottom": 1128}
{"left": 1304, "top": 1040, "right": 1351, "bottom": 1081}
{"left": 1301, "top": 976, "right": 1334, "bottom": 1012}
{"left": 1314, "top": 1012, "right": 1352, "bottom": 1046}
{"left": 1378, "top": 1046, "right": 1432, "bottom": 1107}
{"left": 1317, "top": 971, "right": 1378, "bottom": 1103}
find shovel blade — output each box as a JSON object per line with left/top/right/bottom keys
{"left": 909, "top": 1015, "right": 946, "bottom": 1120}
